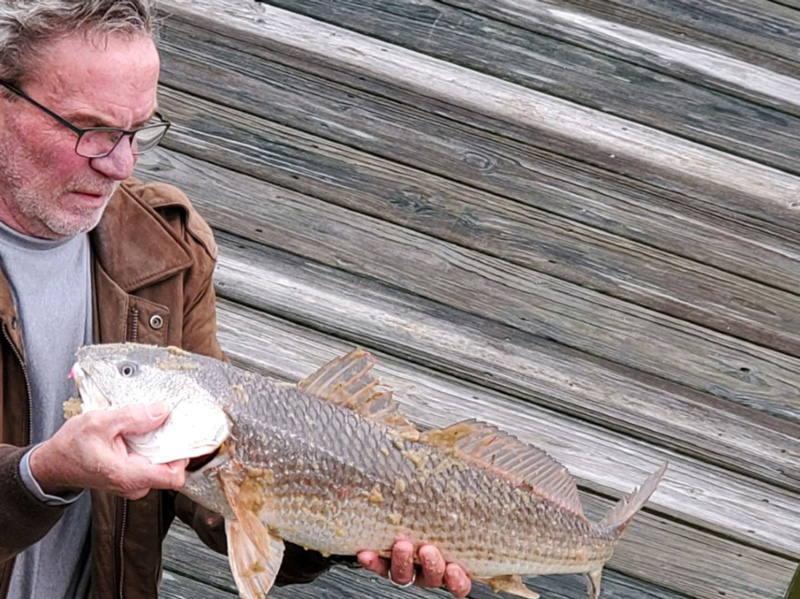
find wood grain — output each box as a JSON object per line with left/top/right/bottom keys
{"left": 440, "top": 0, "right": 800, "bottom": 96}
{"left": 156, "top": 24, "right": 800, "bottom": 298}
{"left": 152, "top": 85, "right": 800, "bottom": 360}
{"left": 136, "top": 149, "right": 800, "bottom": 429}
{"left": 158, "top": 0, "right": 800, "bottom": 233}
{"left": 532, "top": 0, "right": 800, "bottom": 70}
{"left": 256, "top": 0, "right": 800, "bottom": 170}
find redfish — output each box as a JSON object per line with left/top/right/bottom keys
{"left": 71, "top": 343, "right": 666, "bottom": 599}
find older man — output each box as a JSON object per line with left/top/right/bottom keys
{"left": 0, "top": 1, "right": 471, "bottom": 598}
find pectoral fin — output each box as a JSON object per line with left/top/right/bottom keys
{"left": 220, "top": 471, "right": 285, "bottom": 599}
{"left": 226, "top": 519, "right": 285, "bottom": 599}
{"left": 476, "top": 574, "right": 540, "bottom": 598}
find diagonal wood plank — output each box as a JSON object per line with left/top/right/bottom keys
{"left": 153, "top": 85, "right": 800, "bottom": 359}
{"left": 156, "top": 23, "right": 800, "bottom": 297}
{"left": 256, "top": 0, "right": 800, "bottom": 172}
{"left": 526, "top": 0, "right": 800, "bottom": 71}
{"left": 440, "top": 0, "right": 800, "bottom": 97}
{"left": 136, "top": 148, "right": 800, "bottom": 429}
{"left": 158, "top": 0, "right": 800, "bottom": 232}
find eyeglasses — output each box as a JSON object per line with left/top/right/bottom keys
{"left": 0, "top": 80, "right": 171, "bottom": 158}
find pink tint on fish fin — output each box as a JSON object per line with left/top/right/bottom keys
{"left": 225, "top": 518, "right": 285, "bottom": 599}
{"left": 220, "top": 471, "right": 285, "bottom": 599}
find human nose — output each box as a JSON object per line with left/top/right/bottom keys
{"left": 89, "top": 135, "right": 138, "bottom": 181}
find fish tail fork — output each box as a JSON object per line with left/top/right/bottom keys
{"left": 598, "top": 462, "right": 667, "bottom": 536}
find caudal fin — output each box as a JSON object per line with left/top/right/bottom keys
{"left": 599, "top": 462, "right": 667, "bottom": 534}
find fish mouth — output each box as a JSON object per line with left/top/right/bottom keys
{"left": 70, "top": 363, "right": 111, "bottom": 412}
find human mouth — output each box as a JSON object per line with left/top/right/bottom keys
{"left": 72, "top": 190, "right": 110, "bottom": 207}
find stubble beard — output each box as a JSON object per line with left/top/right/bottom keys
{"left": 0, "top": 143, "right": 118, "bottom": 239}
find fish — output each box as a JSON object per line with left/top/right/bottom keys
{"left": 70, "top": 343, "right": 667, "bottom": 599}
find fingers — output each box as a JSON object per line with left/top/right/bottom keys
{"left": 122, "top": 454, "right": 187, "bottom": 492}
{"left": 30, "top": 408, "right": 186, "bottom": 497}
{"left": 361, "top": 542, "right": 471, "bottom": 598}
{"left": 389, "top": 539, "right": 416, "bottom": 586}
{"left": 357, "top": 551, "right": 389, "bottom": 578}
{"left": 444, "top": 562, "right": 472, "bottom": 598}
{"left": 418, "top": 545, "right": 470, "bottom": 596}
{"left": 417, "top": 544, "right": 446, "bottom": 588}
{"left": 107, "top": 402, "right": 170, "bottom": 436}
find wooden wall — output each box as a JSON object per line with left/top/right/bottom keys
{"left": 142, "top": 1, "right": 800, "bottom": 598}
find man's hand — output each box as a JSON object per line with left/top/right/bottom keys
{"left": 29, "top": 402, "right": 188, "bottom": 500}
{"left": 358, "top": 540, "right": 471, "bottom": 598}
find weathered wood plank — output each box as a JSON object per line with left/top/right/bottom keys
{"left": 206, "top": 231, "right": 800, "bottom": 556}
{"left": 136, "top": 148, "right": 800, "bottom": 428}
{"left": 440, "top": 0, "right": 800, "bottom": 95}
{"left": 157, "top": 23, "right": 800, "bottom": 297}
{"left": 256, "top": 0, "right": 800, "bottom": 172}
{"left": 154, "top": 85, "right": 800, "bottom": 359}
{"left": 158, "top": 0, "right": 800, "bottom": 233}
{"left": 163, "top": 522, "right": 694, "bottom": 599}
{"left": 202, "top": 299, "right": 798, "bottom": 599}
{"left": 528, "top": 0, "right": 800, "bottom": 72}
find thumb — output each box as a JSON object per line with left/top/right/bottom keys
{"left": 112, "top": 402, "right": 170, "bottom": 436}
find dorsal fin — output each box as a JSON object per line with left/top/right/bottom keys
{"left": 421, "top": 419, "right": 585, "bottom": 517}
{"left": 298, "top": 349, "right": 420, "bottom": 440}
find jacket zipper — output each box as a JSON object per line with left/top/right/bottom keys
{"left": 117, "top": 501, "right": 128, "bottom": 599}
{"left": 127, "top": 307, "right": 139, "bottom": 344}
{"left": 118, "top": 306, "right": 140, "bottom": 599}
{"left": 2, "top": 323, "right": 33, "bottom": 443}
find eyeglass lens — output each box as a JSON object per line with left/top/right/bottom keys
{"left": 76, "top": 124, "right": 169, "bottom": 158}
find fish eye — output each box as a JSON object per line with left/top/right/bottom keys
{"left": 119, "top": 362, "right": 138, "bottom": 378}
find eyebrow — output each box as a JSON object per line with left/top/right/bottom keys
{"left": 68, "top": 108, "right": 159, "bottom": 129}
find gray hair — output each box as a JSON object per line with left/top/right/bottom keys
{"left": 0, "top": 0, "right": 156, "bottom": 85}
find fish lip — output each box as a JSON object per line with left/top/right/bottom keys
{"left": 71, "top": 362, "right": 111, "bottom": 412}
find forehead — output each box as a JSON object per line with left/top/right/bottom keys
{"left": 25, "top": 31, "right": 160, "bottom": 123}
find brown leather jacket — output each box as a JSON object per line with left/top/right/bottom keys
{"left": 0, "top": 178, "right": 330, "bottom": 598}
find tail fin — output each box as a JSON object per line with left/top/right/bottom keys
{"left": 599, "top": 462, "right": 667, "bottom": 534}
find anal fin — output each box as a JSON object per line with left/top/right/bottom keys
{"left": 586, "top": 568, "right": 603, "bottom": 599}
{"left": 476, "top": 574, "right": 540, "bottom": 598}
{"left": 220, "top": 471, "right": 285, "bottom": 599}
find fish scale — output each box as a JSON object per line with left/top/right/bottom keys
{"left": 71, "top": 343, "right": 667, "bottom": 599}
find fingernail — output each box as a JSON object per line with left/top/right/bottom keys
{"left": 147, "top": 402, "right": 167, "bottom": 419}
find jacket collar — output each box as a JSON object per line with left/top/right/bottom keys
{"left": 89, "top": 179, "right": 193, "bottom": 293}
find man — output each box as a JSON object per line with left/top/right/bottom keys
{"left": 0, "top": 1, "right": 471, "bottom": 598}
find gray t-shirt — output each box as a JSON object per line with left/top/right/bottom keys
{"left": 0, "top": 221, "right": 93, "bottom": 599}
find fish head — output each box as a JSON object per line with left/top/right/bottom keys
{"left": 72, "top": 343, "right": 232, "bottom": 464}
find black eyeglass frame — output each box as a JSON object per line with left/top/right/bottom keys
{"left": 0, "top": 80, "right": 171, "bottom": 158}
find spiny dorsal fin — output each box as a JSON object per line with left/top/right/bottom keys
{"left": 299, "top": 349, "right": 420, "bottom": 440}
{"left": 421, "top": 419, "right": 585, "bottom": 517}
